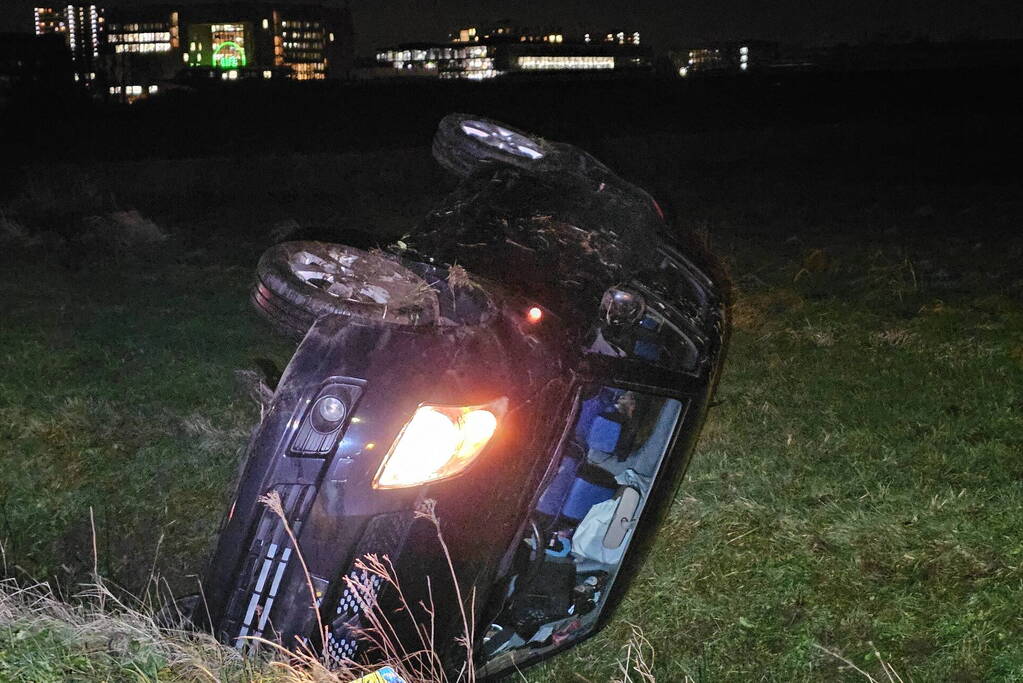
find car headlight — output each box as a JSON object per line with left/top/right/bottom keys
{"left": 373, "top": 400, "right": 506, "bottom": 489}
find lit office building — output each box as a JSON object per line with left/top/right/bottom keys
{"left": 583, "top": 31, "right": 640, "bottom": 46}
{"left": 103, "top": 6, "right": 181, "bottom": 101}
{"left": 276, "top": 13, "right": 334, "bottom": 80}
{"left": 186, "top": 22, "right": 250, "bottom": 69}
{"left": 672, "top": 42, "right": 778, "bottom": 76}
{"left": 33, "top": 2, "right": 353, "bottom": 98}
{"left": 450, "top": 24, "right": 566, "bottom": 44}
{"left": 33, "top": 5, "right": 104, "bottom": 81}
{"left": 178, "top": 6, "right": 344, "bottom": 80}
{"left": 107, "top": 10, "right": 179, "bottom": 54}
{"left": 375, "top": 24, "right": 649, "bottom": 80}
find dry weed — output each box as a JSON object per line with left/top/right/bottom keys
{"left": 257, "top": 493, "right": 476, "bottom": 683}
{"left": 612, "top": 623, "right": 659, "bottom": 683}
{"left": 872, "top": 328, "right": 916, "bottom": 347}
{"left": 446, "top": 264, "right": 482, "bottom": 292}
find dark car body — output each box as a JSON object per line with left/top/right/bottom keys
{"left": 200, "top": 115, "right": 729, "bottom": 679}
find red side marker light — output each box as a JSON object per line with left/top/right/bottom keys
{"left": 526, "top": 306, "right": 543, "bottom": 324}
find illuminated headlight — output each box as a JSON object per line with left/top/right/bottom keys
{"left": 373, "top": 400, "right": 506, "bottom": 489}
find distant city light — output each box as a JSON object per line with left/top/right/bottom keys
{"left": 518, "top": 55, "right": 615, "bottom": 70}
{"left": 31, "top": 3, "right": 339, "bottom": 86}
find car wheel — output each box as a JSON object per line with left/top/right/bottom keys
{"left": 251, "top": 241, "right": 441, "bottom": 339}
{"left": 432, "top": 113, "right": 554, "bottom": 177}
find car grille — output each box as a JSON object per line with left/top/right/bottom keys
{"left": 222, "top": 483, "right": 315, "bottom": 650}
{"left": 325, "top": 511, "right": 415, "bottom": 666}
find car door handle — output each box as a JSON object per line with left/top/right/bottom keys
{"left": 602, "top": 485, "right": 641, "bottom": 549}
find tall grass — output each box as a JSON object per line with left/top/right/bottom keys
{"left": 255, "top": 492, "right": 477, "bottom": 683}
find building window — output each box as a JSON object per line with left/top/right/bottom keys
{"left": 210, "top": 24, "right": 247, "bottom": 68}
{"left": 517, "top": 55, "right": 615, "bottom": 71}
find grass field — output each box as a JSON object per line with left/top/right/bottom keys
{"left": 1, "top": 117, "right": 1022, "bottom": 681}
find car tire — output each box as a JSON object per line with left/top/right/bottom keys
{"left": 251, "top": 241, "right": 441, "bottom": 340}
{"left": 432, "top": 113, "right": 555, "bottom": 177}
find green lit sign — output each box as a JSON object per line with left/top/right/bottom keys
{"left": 213, "top": 41, "right": 247, "bottom": 69}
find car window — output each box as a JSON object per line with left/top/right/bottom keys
{"left": 479, "top": 386, "right": 685, "bottom": 676}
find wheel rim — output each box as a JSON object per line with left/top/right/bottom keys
{"left": 290, "top": 249, "right": 369, "bottom": 301}
{"left": 460, "top": 120, "right": 545, "bottom": 160}
{"left": 288, "top": 246, "right": 434, "bottom": 312}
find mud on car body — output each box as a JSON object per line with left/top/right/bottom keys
{"left": 197, "top": 114, "right": 729, "bottom": 679}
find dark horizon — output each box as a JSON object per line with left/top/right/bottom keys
{"left": 2, "top": 0, "right": 1022, "bottom": 56}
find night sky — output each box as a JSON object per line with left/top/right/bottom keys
{"left": 1, "top": 0, "right": 1021, "bottom": 55}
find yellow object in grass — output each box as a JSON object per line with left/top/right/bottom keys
{"left": 351, "top": 667, "right": 407, "bottom": 683}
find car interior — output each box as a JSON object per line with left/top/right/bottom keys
{"left": 481, "top": 385, "right": 684, "bottom": 670}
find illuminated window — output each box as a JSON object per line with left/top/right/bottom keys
{"left": 209, "top": 24, "right": 247, "bottom": 68}
{"left": 262, "top": 18, "right": 269, "bottom": 29}
{"left": 288, "top": 61, "right": 327, "bottom": 80}
{"left": 517, "top": 55, "right": 615, "bottom": 71}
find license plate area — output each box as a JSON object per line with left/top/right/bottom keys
{"left": 478, "top": 384, "right": 686, "bottom": 675}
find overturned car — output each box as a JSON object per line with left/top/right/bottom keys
{"left": 198, "top": 114, "right": 729, "bottom": 679}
